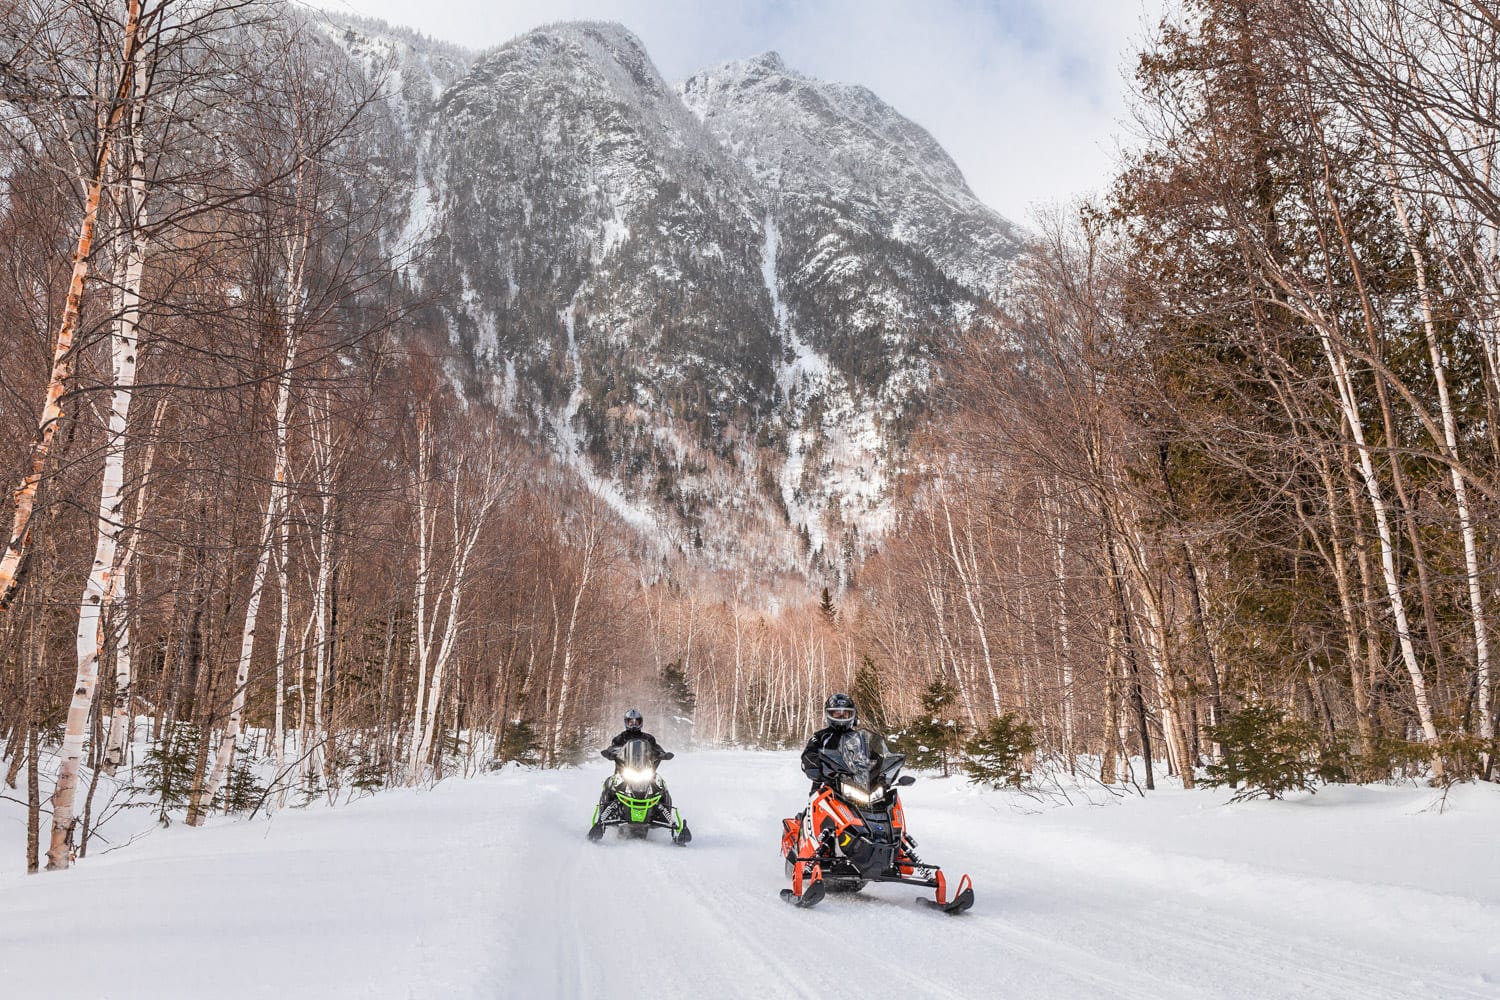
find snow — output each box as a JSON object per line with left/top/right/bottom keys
{"left": 396, "top": 161, "right": 437, "bottom": 267}
{"left": 678, "top": 52, "right": 1027, "bottom": 299}
{"left": 4, "top": 751, "right": 1497, "bottom": 999}
{"left": 760, "top": 214, "right": 893, "bottom": 559}
{"left": 546, "top": 287, "right": 663, "bottom": 540}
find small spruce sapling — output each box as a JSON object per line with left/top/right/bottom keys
{"left": 1201, "top": 704, "right": 1320, "bottom": 801}
{"left": 129, "top": 721, "right": 201, "bottom": 825}
{"left": 895, "top": 677, "right": 965, "bottom": 776}
{"left": 962, "top": 713, "right": 1037, "bottom": 789}
{"left": 494, "top": 718, "right": 542, "bottom": 767}
{"left": 221, "top": 746, "right": 266, "bottom": 815}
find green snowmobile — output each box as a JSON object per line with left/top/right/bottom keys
{"left": 587, "top": 737, "right": 691, "bottom": 845}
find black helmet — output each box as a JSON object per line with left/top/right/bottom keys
{"left": 824, "top": 693, "right": 856, "bottom": 730}
{"left": 624, "top": 709, "right": 644, "bottom": 732}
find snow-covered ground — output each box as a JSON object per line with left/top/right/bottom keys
{"left": 3, "top": 751, "right": 1497, "bottom": 999}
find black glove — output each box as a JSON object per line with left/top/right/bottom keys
{"left": 600, "top": 747, "right": 616, "bottom": 760}
{"left": 660, "top": 751, "right": 675, "bottom": 760}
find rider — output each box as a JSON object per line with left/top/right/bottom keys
{"left": 800, "top": 692, "right": 884, "bottom": 792}
{"left": 593, "top": 709, "right": 675, "bottom": 825}
{"left": 795, "top": 693, "right": 904, "bottom": 865}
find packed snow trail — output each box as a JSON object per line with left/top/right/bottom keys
{"left": 3, "top": 751, "right": 1498, "bottom": 999}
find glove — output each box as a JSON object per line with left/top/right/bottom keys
{"left": 600, "top": 747, "right": 616, "bottom": 759}
{"left": 660, "top": 751, "right": 675, "bottom": 760}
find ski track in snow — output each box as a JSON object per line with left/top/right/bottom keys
{"left": 3, "top": 751, "right": 1498, "bottom": 999}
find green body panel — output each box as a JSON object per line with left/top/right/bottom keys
{"left": 616, "top": 789, "right": 663, "bottom": 823}
{"left": 591, "top": 774, "right": 683, "bottom": 832}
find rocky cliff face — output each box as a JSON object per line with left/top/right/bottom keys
{"left": 322, "top": 17, "right": 1026, "bottom": 579}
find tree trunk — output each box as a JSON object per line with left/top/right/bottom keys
{"left": 0, "top": 0, "right": 144, "bottom": 611}
{"left": 199, "top": 224, "right": 309, "bottom": 816}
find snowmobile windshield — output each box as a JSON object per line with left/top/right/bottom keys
{"left": 837, "top": 730, "right": 876, "bottom": 788}
{"left": 617, "top": 738, "right": 656, "bottom": 785}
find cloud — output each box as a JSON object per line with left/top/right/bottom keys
{"left": 310, "top": 0, "right": 1162, "bottom": 222}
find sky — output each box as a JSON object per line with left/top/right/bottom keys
{"left": 308, "top": 0, "right": 1164, "bottom": 223}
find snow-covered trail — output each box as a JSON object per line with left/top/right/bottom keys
{"left": 3, "top": 751, "right": 1498, "bottom": 999}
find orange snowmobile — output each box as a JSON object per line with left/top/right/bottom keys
{"left": 779, "top": 729, "right": 974, "bottom": 913}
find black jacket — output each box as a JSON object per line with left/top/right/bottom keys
{"left": 801, "top": 726, "right": 885, "bottom": 783}
{"left": 602, "top": 730, "right": 672, "bottom": 761}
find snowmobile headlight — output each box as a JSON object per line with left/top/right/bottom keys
{"left": 841, "top": 781, "right": 873, "bottom": 805}
{"left": 622, "top": 767, "right": 654, "bottom": 784}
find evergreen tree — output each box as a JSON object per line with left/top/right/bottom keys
{"left": 659, "top": 660, "right": 697, "bottom": 743}
{"left": 221, "top": 749, "right": 267, "bottom": 815}
{"left": 818, "top": 586, "right": 836, "bottom": 622}
{"left": 962, "top": 713, "right": 1037, "bottom": 789}
{"left": 894, "top": 677, "right": 965, "bottom": 776}
{"left": 1201, "top": 705, "right": 1321, "bottom": 801}
{"left": 129, "top": 722, "right": 202, "bottom": 826}
{"left": 495, "top": 719, "right": 543, "bottom": 767}
{"left": 851, "top": 655, "right": 888, "bottom": 733}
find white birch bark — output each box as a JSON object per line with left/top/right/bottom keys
{"left": 304, "top": 392, "right": 335, "bottom": 788}
{"left": 1111, "top": 503, "right": 1194, "bottom": 789}
{"left": 936, "top": 477, "right": 1003, "bottom": 717}
{"left": 270, "top": 484, "right": 292, "bottom": 794}
{"left": 102, "top": 397, "right": 165, "bottom": 772}
{"left": 549, "top": 504, "right": 601, "bottom": 762}
{"left": 408, "top": 431, "right": 509, "bottom": 782}
{"left": 406, "top": 413, "right": 435, "bottom": 780}
{"left": 47, "top": 18, "right": 148, "bottom": 866}
{"left": 729, "top": 596, "right": 744, "bottom": 745}
{"left": 1312, "top": 316, "right": 1445, "bottom": 777}
{"left": 1048, "top": 496, "right": 1076, "bottom": 761}
{"left": 412, "top": 490, "right": 481, "bottom": 775}
{"left": 1387, "top": 176, "right": 1493, "bottom": 767}
{"left": 200, "top": 224, "right": 310, "bottom": 814}
{"left": 0, "top": 0, "right": 143, "bottom": 611}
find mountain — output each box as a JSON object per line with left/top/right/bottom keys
{"left": 680, "top": 52, "right": 1026, "bottom": 564}
{"left": 321, "top": 18, "right": 1027, "bottom": 579}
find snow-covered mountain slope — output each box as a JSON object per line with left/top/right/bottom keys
{"left": 681, "top": 51, "right": 1025, "bottom": 328}
{"left": 3, "top": 751, "right": 1497, "bottom": 999}
{"left": 320, "top": 17, "right": 1028, "bottom": 578}
{"left": 673, "top": 53, "right": 1027, "bottom": 566}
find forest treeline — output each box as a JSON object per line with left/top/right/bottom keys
{"left": 850, "top": 0, "right": 1500, "bottom": 794}
{"left": 3, "top": 0, "right": 1497, "bottom": 875}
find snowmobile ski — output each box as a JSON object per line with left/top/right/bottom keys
{"left": 781, "top": 860, "right": 825, "bottom": 907}
{"left": 917, "top": 873, "right": 974, "bottom": 915}
{"left": 780, "top": 878, "right": 826, "bottom": 908}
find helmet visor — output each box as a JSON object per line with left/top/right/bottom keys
{"left": 625, "top": 717, "right": 643, "bottom": 730}
{"left": 827, "top": 707, "right": 855, "bottom": 723}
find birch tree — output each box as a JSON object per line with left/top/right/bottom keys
{"left": 1, "top": 0, "right": 144, "bottom": 611}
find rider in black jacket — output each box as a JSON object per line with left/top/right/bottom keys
{"left": 801, "top": 692, "right": 877, "bottom": 791}
{"left": 605, "top": 709, "right": 672, "bottom": 760}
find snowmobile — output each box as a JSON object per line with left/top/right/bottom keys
{"left": 779, "top": 729, "right": 973, "bottom": 913}
{"left": 587, "top": 737, "right": 692, "bottom": 845}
